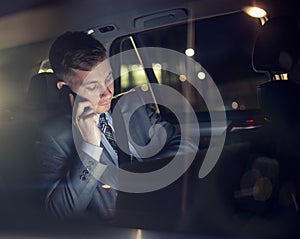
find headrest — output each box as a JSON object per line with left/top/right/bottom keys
{"left": 257, "top": 80, "right": 300, "bottom": 125}
{"left": 26, "top": 72, "right": 60, "bottom": 110}
{"left": 253, "top": 16, "right": 300, "bottom": 73}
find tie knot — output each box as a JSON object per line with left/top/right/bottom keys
{"left": 99, "top": 113, "right": 106, "bottom": 122}
{"left": 98, "top": 114, "right": 108, "bottom": 132}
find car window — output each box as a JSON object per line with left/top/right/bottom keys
{"left": 111, "top": 12, "right": 266, "bottom": 112}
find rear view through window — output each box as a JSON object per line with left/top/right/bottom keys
{"left": 112, "top": 12, "right": 266, "bottom": 113}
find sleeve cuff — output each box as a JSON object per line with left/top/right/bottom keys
{"left": 81, "top": 141, "right": 103, "bottom": 162}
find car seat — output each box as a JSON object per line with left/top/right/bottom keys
{"left": 252, "top": 16, "right": 300, "bottom": 217}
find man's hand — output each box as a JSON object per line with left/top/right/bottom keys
{"left": 71, "top": 94, "right": 101, "bottom": 146}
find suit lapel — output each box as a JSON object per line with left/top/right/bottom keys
{"left": 111, "top": 98, "right": 131, "bottom": 165}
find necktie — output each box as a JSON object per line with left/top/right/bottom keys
{"left": 98, "top": 113, "right": 118, "bottom": 154}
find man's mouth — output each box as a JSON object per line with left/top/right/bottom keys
{"left": 98, "top": 100, "right": 111, "bottom": 106}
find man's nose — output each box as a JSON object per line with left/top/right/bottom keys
{"left": 100, "top": 87, "right": 112, "bottom": 98}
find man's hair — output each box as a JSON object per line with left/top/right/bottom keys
{"left": 49, "top": 31, "right": 107, "bottom": 83}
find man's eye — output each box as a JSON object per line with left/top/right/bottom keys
{"left": 86, "top": 84, "right": 98, "bottom": 91}
{"left": 105, "top": 77, "right": 113, "bottom": 86}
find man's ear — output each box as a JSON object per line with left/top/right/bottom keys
{"left": 56, "top": 81, "right": 67, "bottom": 90}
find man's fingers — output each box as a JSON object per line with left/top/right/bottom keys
{"left": 71, "top": 97, "right": 100, "bottom": 146}
{"left": 77, "top": 106, "right": 96, "bottom": 121}
{"left": 78, "top": 112, "right": 98, "bottom": 124}
{"left": 75, "top": 100, "right": 93, "bottom": 111}
{"left": 82, "top": 107, "right": 95, "bottom": 116}
{"left": 78, "top": 110, "right": 96, "bottom": 121}
{"left": 74, "top": 100, "right": 94, "bottom": 119}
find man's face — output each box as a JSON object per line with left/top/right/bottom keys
{"left": 69, "top": 60, "right": 114, "bottom": 114}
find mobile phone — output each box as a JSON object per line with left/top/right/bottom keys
{"left": 59, "top": 85, "right": 77, "bottom": 112}
{"left": 61, "top": 85, "right": 77, "bottom": 98}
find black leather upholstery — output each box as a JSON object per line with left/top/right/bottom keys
{"left": 253, "top": 16, "right": 300, "bottom": 73}
{"left": 254, "top": 16, "right": 300, "bottom": 125}
{"left": 253, "top": 17, "right": 300, "bottom": 219}
{"left": 26, "top": 72, "right": 60, "bottom": 110}
{"left": 257, "top": 80, "right": 300, "bottom": 126}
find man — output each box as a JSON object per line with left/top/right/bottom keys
{"left": 36, "top": 31, "right": 196, "bottom": 220}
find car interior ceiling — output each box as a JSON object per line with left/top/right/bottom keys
{"left": 0, "top": 1, "right": 300, "bottom": 238}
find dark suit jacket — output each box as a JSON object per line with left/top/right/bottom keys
{"left": 36, "top": 89, "right": 197, "bottom": 219}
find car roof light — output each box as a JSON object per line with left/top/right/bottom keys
{"left": 243, "top": 6, "right": 267, "bottom": 18}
